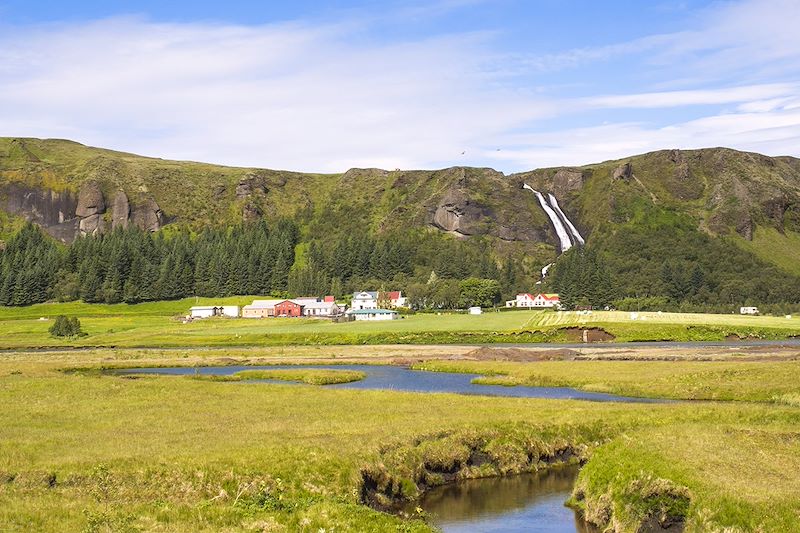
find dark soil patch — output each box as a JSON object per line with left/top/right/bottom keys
{"left": 465, "top": 346, "right": 578, "bottom": 361}
{"left": 563, "top": 327, "right": 616, "bottom": 343}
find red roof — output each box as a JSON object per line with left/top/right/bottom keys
{"left": 517, "top": 293, "right": 535, "bottom": 299}
{"left": 538, "top": 293, "right": 560, "bottom": 301}
{"left": 383, "top": 291, "right": 402, "bottom": 300}
{"left": 324, "top": 295, "right": 335, "bottom": 302}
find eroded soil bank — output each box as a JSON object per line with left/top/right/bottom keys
{"left": 358, "top": 427, "right": 694, "bottom": 532}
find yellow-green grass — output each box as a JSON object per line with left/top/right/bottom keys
{"left": 733, "top": 227, "right": 800, "bottom": 277}
{"left": 415, "top": 359, "right": 800, "bottom": 403}
{"left": 1, "top": 306, "right": 800, "bottom": 349}
{"left": 194, "top": 368, "right": 366, "bottom": 385}
{"left": 3, "top": 353, "right": 800, "bottom": 532}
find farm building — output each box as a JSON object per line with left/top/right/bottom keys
{"left": 384, "top": 291, "right": 408, "bottom": 308}
{"left": 468, "top": 306, "right": 482, "bottom": 315}
{"left": 242, "top": 297, "right": 342, "bottom": 318}
{"left": 189, "top": 306, "right": 240, "bottom": 318}
{"left": 303, "top": 301, "right": 342, "bottom": 317}
{"left": 274, "top": 300, "right": 303, "bottom": 317}
{"left": 506, "top": 293, "right": 560, "bottom": 309}
{"left": 740, "top": 306, "right": 759, "bottom": 315}
{"left": 349, "top": 309, "right": 398, "bottom": 321}
{"left": 242, "top": 299, "right": 283, "bottom": 318}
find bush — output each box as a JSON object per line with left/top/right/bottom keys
{"left": 48, "top": 315, "right": 85, "bottom": 338}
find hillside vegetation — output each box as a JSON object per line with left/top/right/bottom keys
{"left": 2, "top": 138, "right": 800, "bottom": 309}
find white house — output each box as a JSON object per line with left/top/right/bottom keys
{"left": 302, "top": 301, "right": 342, "bottom": 317}
{"left": 349, "top": 308, "right": 398, "bottom": 321}
{"left": 505, "top": 293, "right": 560, "bottom": 309}
{"left": 351, "top": 291, "right": 379, "bottom": 310}
{"left": 384, "top": 291, "right": 408, "bottom": 308}
{"left": 740, "top": 306, "right": 759, "bottom": 315}
{"left": 468, "top": 306, "right": 482, "bottom": 315}
{"left": 189, "top": 305, "right": 240, "bottom": 318}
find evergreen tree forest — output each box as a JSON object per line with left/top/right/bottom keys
{"left": 0, "top": 222, "right": 531, "bottom": 307}
{"left": 2, "top": 219, "right": 800, "bottom": 311}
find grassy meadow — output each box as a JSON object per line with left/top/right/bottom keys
{"left": 2, "top": 348, "right": 800, "bottom": 531}
{"left": 0, "top": 299, "right": 799, "bottom": 349}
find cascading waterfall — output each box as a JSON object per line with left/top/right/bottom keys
{"left": 522, "top": 183, "right": 572, "bottom": 252}
{"left": 547, "top": 193, "right": 585, "bottom": 246}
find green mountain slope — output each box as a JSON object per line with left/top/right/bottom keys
{"left": 2, "top": 137, "right": 800, "bottom": 307}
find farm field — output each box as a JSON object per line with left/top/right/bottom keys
{"left": 0, "top": 301, "right": 799, "bottom": 349}
{"left": 1, "top": 348, "right": 800, "bottom": 531}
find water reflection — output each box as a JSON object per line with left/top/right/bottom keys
{"left": 415, "top": 466, "right": 597, "bottom": 533}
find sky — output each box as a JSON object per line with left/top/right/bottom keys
{"left": 1, "top": 0, "right": 799, "bottom": 173}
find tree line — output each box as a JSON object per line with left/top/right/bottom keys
{"left": 2, "top": 219, "right": 800, "bottom": 311}
{"left": 0, "top": 222, "right": 530, "bottom": 307}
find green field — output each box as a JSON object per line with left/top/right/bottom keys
{"left": 2, "top": 349, "right": 800, "bottom": 531}
{"left": 1, "top": 300, "right": 799, "bottom": 349}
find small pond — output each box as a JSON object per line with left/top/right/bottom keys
{"left": 115, "top": 364, "right": 665, "bottom": 403}
{"left": 411, "top": 466, "right": 597, "bottom": 533}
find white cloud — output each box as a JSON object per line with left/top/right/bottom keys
{"left": 0, "top": 0, "right": 799, "bottom": 173}
{"left": 0, "top": 16, "right": 552, "bottom": 172}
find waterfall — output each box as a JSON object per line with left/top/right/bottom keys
{"left": 547, "top": 193, "right": 585, "bottom": 246}
{"left": 523, "top": 184, "right": 572, "bottom": 252}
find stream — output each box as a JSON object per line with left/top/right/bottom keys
{"left": 411, "top": 466, "right": 597, "bottom": 532}
{"left": 114, "top": 364, "right": 666, "bottom": 402}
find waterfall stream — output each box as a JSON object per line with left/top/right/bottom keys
{"left": 547, "top": 193, "right": 585, "bottom": 245}
{"left": 522, "top": 183, "right": 573, "bottom": 252}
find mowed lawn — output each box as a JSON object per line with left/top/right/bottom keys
{"left": 0, "top": 300, "right": 799, "bottom": 348}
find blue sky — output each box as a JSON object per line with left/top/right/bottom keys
{"left": 1, "top": 0, "right": 799, "bottom": 172}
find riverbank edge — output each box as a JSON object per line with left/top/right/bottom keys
{"left": 355, "top": 426, "right": 600, "bottom": 526}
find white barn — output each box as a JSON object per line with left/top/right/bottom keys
{"left": 189, "top": 305, "right": 240, "bottom": 318}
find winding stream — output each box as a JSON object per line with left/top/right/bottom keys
{"left": 115, "top": 364, "right": 665, "bottom": 403}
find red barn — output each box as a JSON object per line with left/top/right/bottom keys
{"left": 274, "top": 300, "right": 303, "bottom": 317}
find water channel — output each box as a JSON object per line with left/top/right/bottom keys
{"left": 411, "top": 466, "right": 597, "bottom": 533}
{"left": 115, "top": 363, "right": 665, "bottom": 403}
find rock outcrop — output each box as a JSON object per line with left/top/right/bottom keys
{"left": 75, "top": 181, "right": 105, "bottom": 217}
{"left": 431, "top": 188, "right": 490, "bottom": 236}
{"left": 111, "top": 190, "right": 130, "bottom": 229}
{"left": 131, "top": 197, "right": 163, "bottom": 232}
{"left": 0, "top": 182, "right": 79, "bottom": 242}
{"left": 612, "top": 162, "right": 633, "bottom": 181}
{"left": 552, "top": 169, "right": 585, "bottom": 197}
{"left": 79, "top": 214, "right": 105, "bottom": 236}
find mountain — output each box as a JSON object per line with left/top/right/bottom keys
{"left": 2, "top": 137, "right": 800, "bottom": 307}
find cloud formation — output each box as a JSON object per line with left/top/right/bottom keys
{"left": 0, "top": 0, "right": 799, "bottom": 172}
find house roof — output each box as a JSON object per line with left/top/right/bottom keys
{"left": 352, "top": 291, "right": 378, "bottom": 299}
{"left": 244, "top": 299, "right": 283, "bottom": 309}
{"left": 384, "top": 291, "right": 402, "bottom": 300}
{"left": 517, "top": 293, "right": 535, "bottom": 299}
{"left": 537, "top": 293, "right": 560, "bottom": 300}
{"left": 275, "top": 300, "right": 302, "bottom": 307}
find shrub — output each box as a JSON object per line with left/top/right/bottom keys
{"left": 48, "top": 315, "right": 85, "bottom": 337}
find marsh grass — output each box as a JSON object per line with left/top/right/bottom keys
{"left": 191, "top": 368, "right": 366, "bottom": 385}
{"left": 3, "top": 350, "right": 800, "bottom": 531}
{"left": 416, "top": 359, "right": 800, "bottom": 402}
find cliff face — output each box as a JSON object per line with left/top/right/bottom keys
{"left": 1, "top": 137, "right": 799, "bottom": 274}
